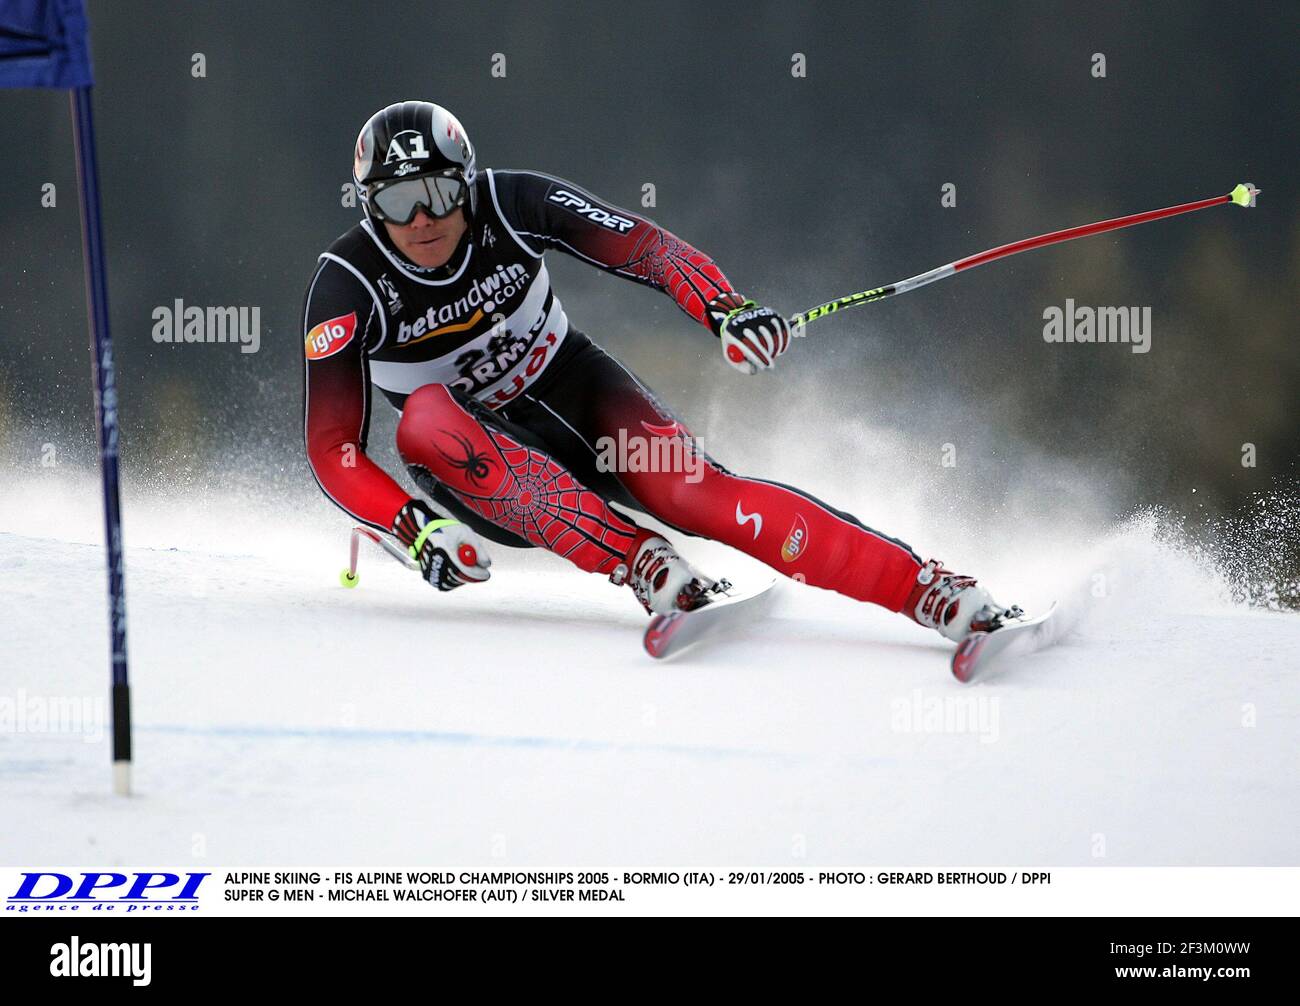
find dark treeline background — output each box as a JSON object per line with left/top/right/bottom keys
{"left": 2, "top": 1, "right": 1296, "bottom": 589}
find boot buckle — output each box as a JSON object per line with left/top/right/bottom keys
{"left": 916, "top": 559, "right": 941, "bottom": 586}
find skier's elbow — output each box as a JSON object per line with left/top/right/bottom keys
{"left": 306, "top": 434, "right": 363, "bottom": 481}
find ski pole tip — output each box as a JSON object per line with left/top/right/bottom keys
{"left": 1230, "top": 183, "right": 1259, "bottom": 208}
{"left": 113, "top": 760, "right": 132, "bottom": 797}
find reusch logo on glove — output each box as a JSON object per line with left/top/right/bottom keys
{"left": 305, "top": 311, "right": 357, "bottom": 360}
{"left": 727, "top": 307, "right": 767, "bottom": 328}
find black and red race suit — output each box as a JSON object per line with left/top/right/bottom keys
{"left": 303, "top": 169, "right": 923, "bottom": 610}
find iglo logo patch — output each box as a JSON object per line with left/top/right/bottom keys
{"left": 305, "top": 312, "right": 357, "bottom": 360}
{"left": 780, "top": 515, "right": 809, "bottom": 563}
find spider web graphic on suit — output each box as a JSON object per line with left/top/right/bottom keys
{"left": 618, "top": 229, "right": 730, "bottom": 324}
{"left": 452, "top": 428, "right": 639, "bottom": 570}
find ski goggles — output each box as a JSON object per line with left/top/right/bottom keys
{"left": 368, "top": 170, "right": 468, "bottom": 224}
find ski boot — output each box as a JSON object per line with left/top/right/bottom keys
{"left": 903, "top": 559, "right": 1022, "bottom": 642}
{"left": 612, "top": 530, "right": 719, "bottom": 615}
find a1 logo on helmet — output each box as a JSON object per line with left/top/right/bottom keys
{"left": 384, "top": 129, "right": 431, "bottom": 175}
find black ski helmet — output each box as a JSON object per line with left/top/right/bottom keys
{"left": 353, "top": 100, "right": 477, "bottom": 219}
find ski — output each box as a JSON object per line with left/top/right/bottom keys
{"left": 951, "top": 603, "right": 1059, "bottom": 683}
{"left": 643, "top": 580, "right": 778, "bottom": 659}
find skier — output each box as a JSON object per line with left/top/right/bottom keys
{"left": 303, "top": 100, "right": 1014, "bottom": 644}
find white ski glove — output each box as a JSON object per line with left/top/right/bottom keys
{"left": 392, "top": 499, "right": 492, "bottom": 591}
{"left": 707, "top": 293, "right": 792, "bottom": 374}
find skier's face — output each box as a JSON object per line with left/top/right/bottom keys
{"left": 384, "top": 206, "right": 468, "bottom": 268}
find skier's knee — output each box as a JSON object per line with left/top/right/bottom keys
{"left": 625, "top": 464, "right": 723, "bottom": 525}
{"left": 396, "top": 383, "right": 466, "bottom": 462}
{"left": 402, "top": 382, "right": 461, "bottom": 423}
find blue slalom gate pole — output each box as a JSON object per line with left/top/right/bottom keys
{"left": 70, "top": 83, "right": 132, "bottom": 796}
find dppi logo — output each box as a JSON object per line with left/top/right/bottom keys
{"left": 780, "top": 515, "right": 809, "bottom": 563}
{"left": 9, "top": 872, "right": 210, "bottom": 913}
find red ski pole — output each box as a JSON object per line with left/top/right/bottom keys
{"left": 791, "top": 183, "right": 1259, "bottom": 330}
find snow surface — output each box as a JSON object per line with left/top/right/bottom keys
{"left": 2, "top": 466, "right": 1297, "bottom": 868}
